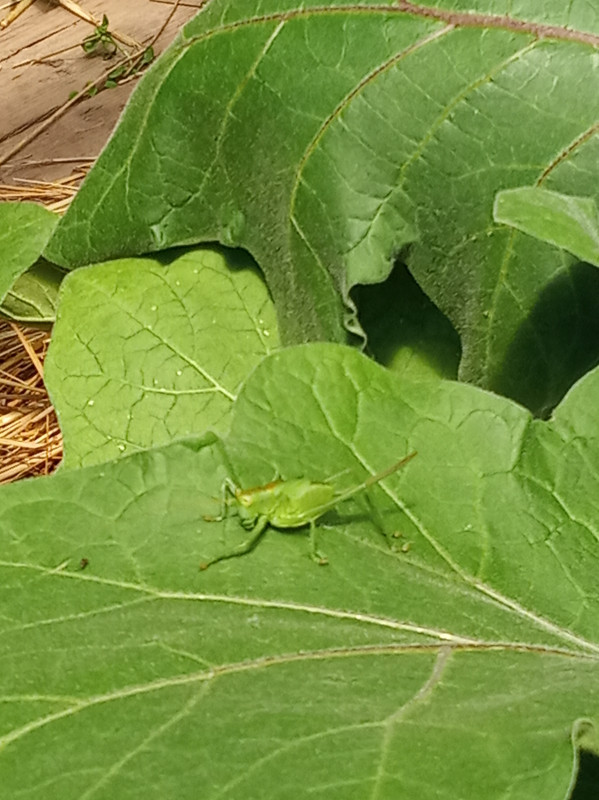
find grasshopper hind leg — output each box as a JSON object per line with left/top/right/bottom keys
{"left": 200, "top": 515, "right": 269, "bottom": 571}
{"left": 359, "top": 491, "right": 398, "bottom": 550}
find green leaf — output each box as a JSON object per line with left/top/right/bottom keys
{"left": 2, "top": 343, "right": 598, "bottom": 797}
{"left": 489, "top": 259, "right": 599, "bottom": 418}
{"left": 494, "top": 187, "right": 599, "bottom": 266}
{"left": 81, "top": 37, "right": 99, "bottom": 54}
{"left": 43, "top": 1, "right": 599, "bottom": 410}
{"left": 0, "top": 259, "right": 64, "bottom": 324}
{"left": 107, "top": 64, "right": 126, "bottom": 80}
{"left": 44, "top": 246, "right": 279, "bottom": 468}
{"left": 0, "top": 202, "right": 59, "bottom": 309}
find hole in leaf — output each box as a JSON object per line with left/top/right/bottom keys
{"left": 352, "top": 260, "right": 461, "bottom": 381}
{"left": 571, "top": 749, "right": 599, "bottom": 800}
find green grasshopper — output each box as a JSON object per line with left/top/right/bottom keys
{"left": 200, "top": 451, "right": 417, "bottom": 570}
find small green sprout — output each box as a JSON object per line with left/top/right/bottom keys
{"left": 200, "top": 451, "right": 417, "bottom": 570}
{"left": 81, "top": 15, "right": 120, "bottom": 59}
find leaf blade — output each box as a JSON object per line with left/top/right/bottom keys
{"left": 45, "top": 246, "right": 279, "bottom": 467}
{"left": 2, "top": 343, "right": 599, "bottom": 796}
{"left": 494, "top": 186, "right": 599, "bottom": 265}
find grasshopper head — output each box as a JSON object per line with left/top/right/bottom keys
{"left": 235, "top": 487, "right": 261, "bottom": 527}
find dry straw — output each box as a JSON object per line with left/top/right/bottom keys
{"left": 0, "top": 319, "right": 62, "bottom": 483}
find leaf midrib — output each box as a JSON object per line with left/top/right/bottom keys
{"left": 3, "top": 558, "right": 598, "bottom": 655}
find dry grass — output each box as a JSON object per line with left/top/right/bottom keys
{"left": 0, "top": 165, "right": 91, "bottom": 213}
{"left": 0, "top": 321, "right": 62, "bottom": 483}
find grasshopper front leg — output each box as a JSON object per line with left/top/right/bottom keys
{"left": 202, "top": 477, "right": 238, "bottom": 523}
{"left": 309, "top": 520, "right": 329, "bottom": 566}
{"left": 200, "top": 515, "right": 269, "bottom": 570}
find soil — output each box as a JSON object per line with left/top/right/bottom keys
{"left": 0, "top": 0, "right": 203, "bottom": 183}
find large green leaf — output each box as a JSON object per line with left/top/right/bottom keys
{"left": 43, "top": 1, "right": 599, "bottom": 410}
{"left": 45, "top": 246, "right": 279, "bottom": 468}
{"left": 0, "top": 203, "right": 59, "bottom": 320}
{"left": 1, "top": 343, "right": 598, "bottom": 798}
